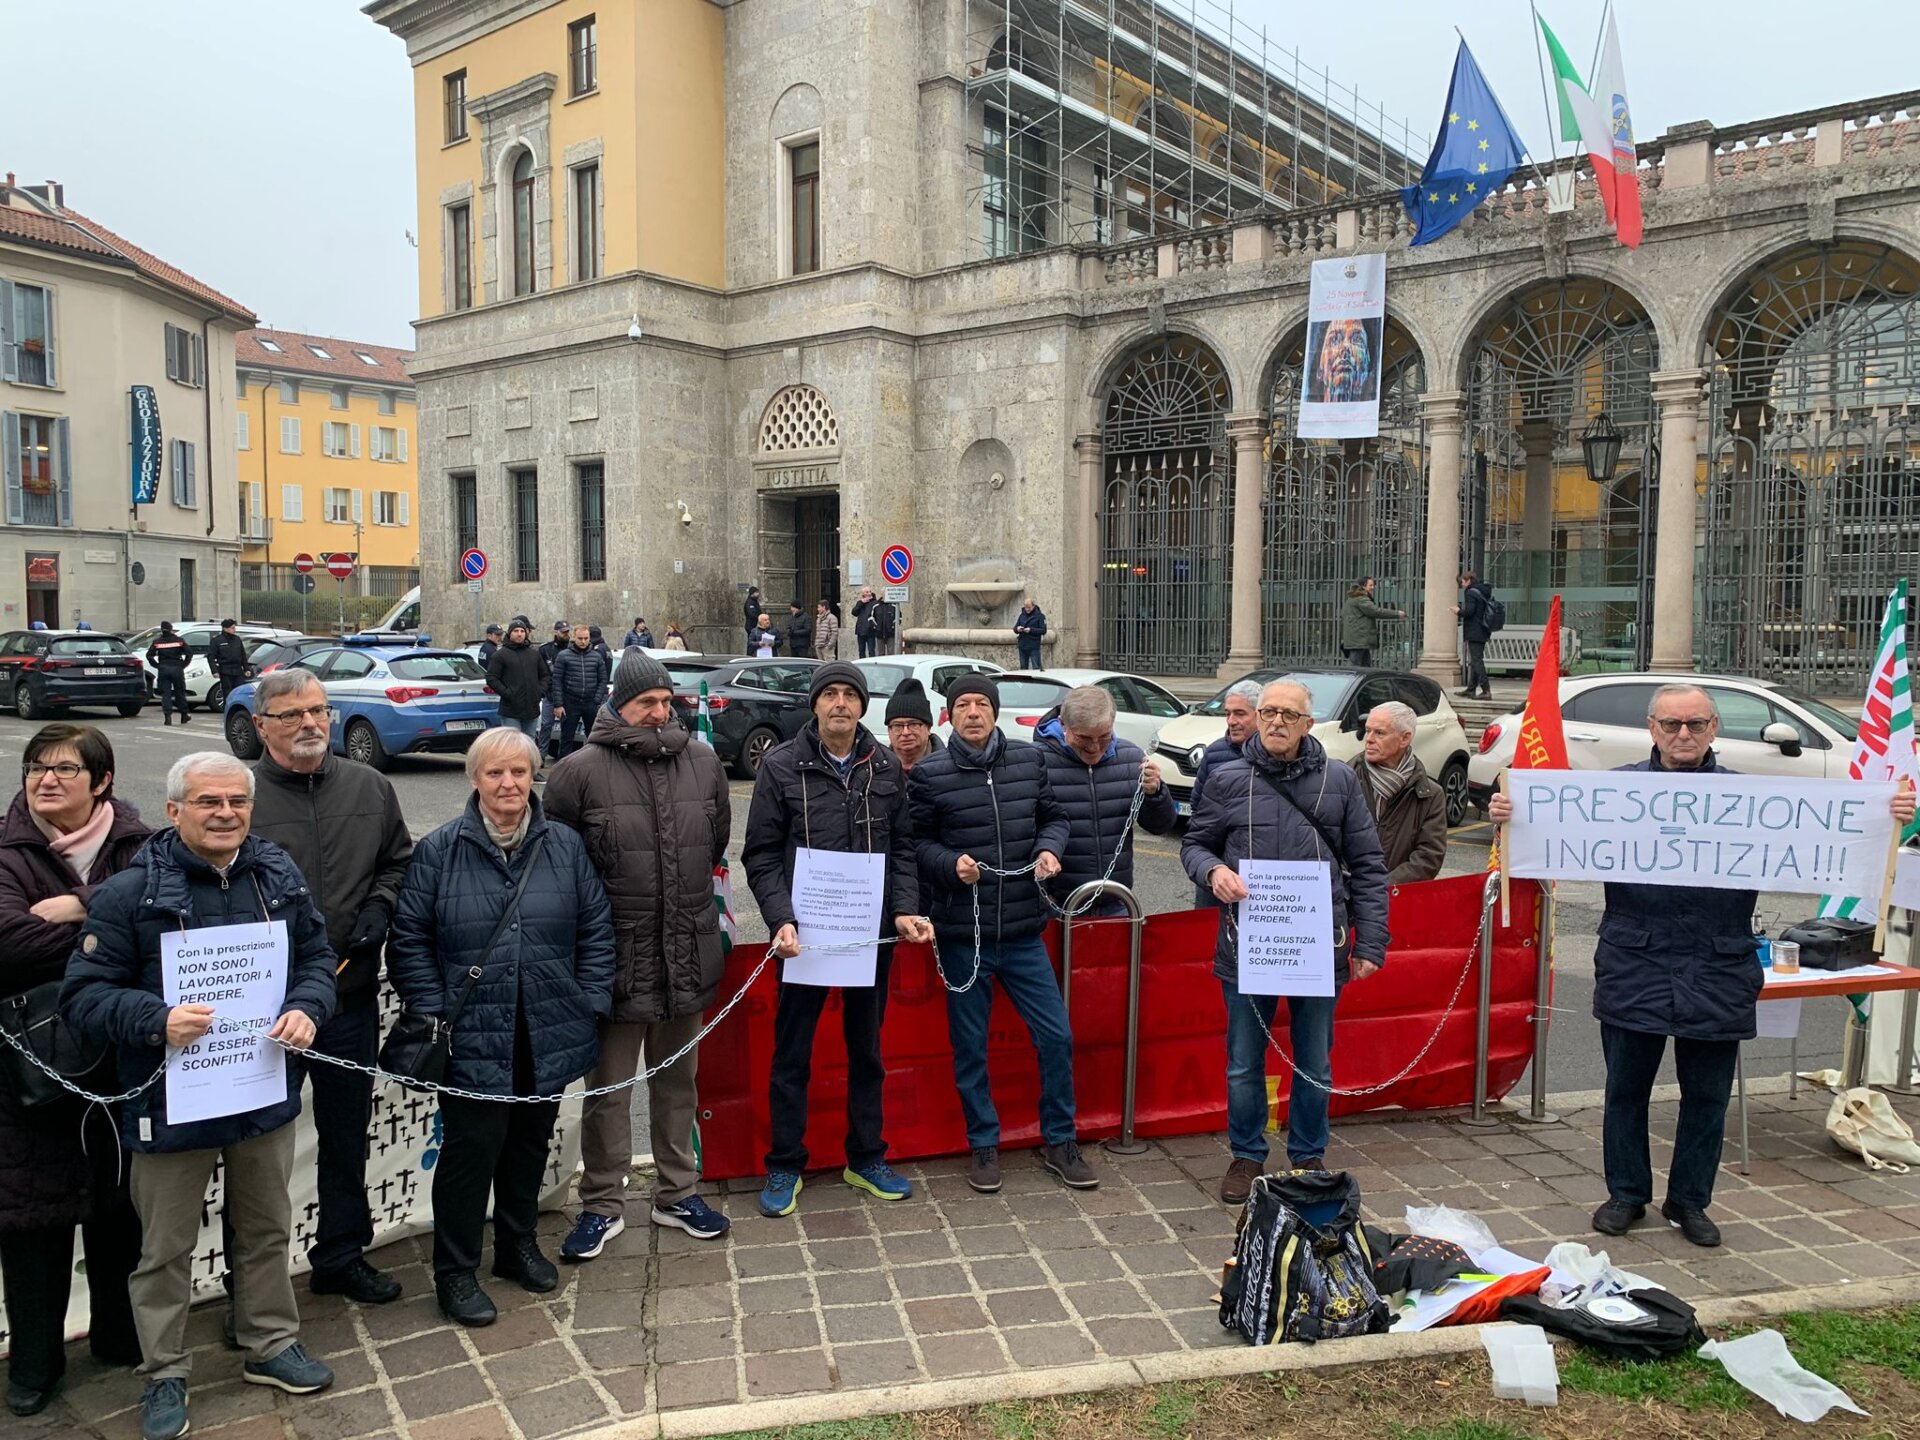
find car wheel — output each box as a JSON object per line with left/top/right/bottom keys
{"left": 117, "top": 701, "right": 144, "bottom": 718}
{"left": 204, "top": 681, "right": 224, "bottom": 712}
{"left": 225, "top": 707, "right": 263, "bottom": 759}
{"left": 738, "top": 726, "right": 779, "bottom": 780}
{"left": 345, "top": 718, "right": 389, "bottom": 770}
{"left": 1441, "top": 758, "right": 1471, "bottom": 828}
{"left": 15, "top": 684, "right": 42, "bottom": 722}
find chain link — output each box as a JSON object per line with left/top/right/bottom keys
{"left": 0, "top": 1023, "right": 169, "bottom": 1104}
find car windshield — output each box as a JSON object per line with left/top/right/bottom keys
{"left": 48, "top": 637, "right": 129, "bottom": 656}
{"left": 996, "top": 678, "right": 1069, "bottom": 709}
{"left": 1192, "top": 670, "right": 1355, "bottom": 717}
{"left": 389, "top": 653, "right": 484, "bottom": 682}
{"left": 860, "top": 664, "right": 912, "bottom": 695}
{"left": 1768, "top": 685, "right": 1860, "bottom": 742}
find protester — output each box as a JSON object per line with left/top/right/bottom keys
{"left": 545, "top": 652, "right": 734, "bottom": 1259}
{"left": 663, "top": 622, "right": 689, "bottom": 652}
{"left": 744, "top": 662, "right": 930, "bottom": 1217}
{"left": 1453, "top": 572, "right": 1494, "bottom": 700}
{"left": 814, "top": 600, "right": 841, "bottom": 661}
{"left": 1190, "top": 679, "right": 1263, "bottom": 907}
{"left": 0, "top": 724, "right": 148, "bottom": 1417}
{"left": 884, "top": 678, "right": 942, "bottom": 774}
{"left": 146, "top": 622, "right": 191, "bottom": 726}
{"left": 1013, "top": 597, "right": 1048, "bottom": 670}
{"left": 908, "top": 675, "right": 1094, "bottom": 1192}
{"left": 623, "top": 617, "right": 655, "bottom": 650}
{"left": 536, "top": 621, "right": 570, "bottom": 758}
{"left": 486, "top": 619, "right": 550, "bottom": 740}
{"left": 751, "top": 612, "right": 780, "bottom": 658}
{"left": 550, "top": 623, "right": 611, "bottom": 759}
{"left": 388, "top": 728, "right": 614, "bottom": 1325}
{"left": 1489, "top": 684, "right": 1917, "bottom": 1247}
{"left": 1181, "top": 680, "right": 1389, "bottom": 1205}
{"left": 785, "top": 601, "right": 813, "bottom": 659}
{"left": 209, "top": 619, "right": 250, "bottom": 705}
{"left": 477, "top": 624, "right": 503, "bottom": 667}
{"left": 1034, "top": 685, "right": 1175, "bottom": 914}
{"left": 743, "top": 585, "right": 764, "bottom": 647}
{"left": 62, "top": 753, "right": 338, "bottom": 1440}
{"left": 1349, "top": 701, "right": 1446, "bottom": 883}
{"left": 851, "top": 587, "right": 881, "bottom": 659}
{"left": 1338, "top": 577, "right": 1405, "bottom": 668}
{"left": 248, "top": 671, "right": 413, "bottom": 1303}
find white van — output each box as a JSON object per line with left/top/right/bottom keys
{"left": 372, "top": 587, "right": 420, "bottom": 634}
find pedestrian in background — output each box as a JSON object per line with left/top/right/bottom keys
{"left": 587, "top": 626, "right": 613, "bottom": 666}
{"left": 1454, "top": 572, "right": 1495, "bottom": 700}
{"left": 663, "top": 622, "right": 688, "bottom": 652}
{"left": 209, "top": 619, "right": 250, "bottom": 707}
{"left": 851, "top": 587, "right": 880, "bottom": 659}
{"left": 785, "top": 601, "right": 813, "bottom": 659}
{"left": 1034, "top": 685, "right": 1174, "bottom": 915}
{"left": 1190, "top": 680, "right": 1264, "bottom": 907}
{"left": 751, "top": 613, "right": 780, "bottom": 658}
{"left": 1339, "top": 577, "right": 1404, "bottom": 668}
{"left": 487, "top": 620, "right": 549, "bottom": 740}
{"left": 623, "top": 617, "right": 654, "bottom": 650}
{"left": 550, "top": 624, "right": 611, "bottom": 759}
{"left": 1013, "top": 597, "right": 1047, "bottom": 670}
{"left": 477, "top": 624, "right": 503, "bottom": 668}
{"left": 1349, "top": 701, "right": 1446, "bottom": 883}
{"left": 743, "top": 585, "right": 764, "bottom": 647}
{"left": 536, "top": 621, "right": 569, "bottom": 758}
{"left": 146, "top": 622, "right": 191, "bottom": 726}
{"left": 813, "top": 600, "right": 840, "bottom": 661}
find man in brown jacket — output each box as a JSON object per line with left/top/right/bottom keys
{"left": 543, "top": 651, "right": 734, "bottom": 1257}
{"left": 1348, "top": 701, "right": 1447, "bottom": 884}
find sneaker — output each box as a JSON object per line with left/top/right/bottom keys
{"left": 1661, "top": 1200, "right": 1722, "bottom": 1248}
{"left": 1219, "top": 1157, "right": 1262, "bottom": 1206}
{"left": 309, "top": 1257, "right": 401, "bottom": 1304}
{"left": 1592, "top": 1199, "right": 1646, "bottom": 1236}
{"left": 758, "top": 1171, "right": 804, "bottom": 1218}
{"left": 844, "top": 1161, "right": 913, "bottom": 1201}
{"left": 140, "top": 1377, "right": 189, "bottom": 1440}
{"left": 968, "top": 1145, "right": 1003, "bottom": 1193}
{"left": 652, "top": 1194, "right": 731, "bottom": 1240}
{"left": 243, "top": 1340, "right": 334, "bottom": 1395}
{"left": 436, "top": 1270, "right": 497, "bottom": 1327}
{"left": 562, "top": 1212, "right": 626, "bottom": 1261}
{"left": 1042, "top": 1141, "right": 1099, "bottom": 1190}
{"left": 492, "top": 1236, "right": 559, "bottom": 1293}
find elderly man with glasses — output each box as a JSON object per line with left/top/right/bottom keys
{"left": 1181, "top": 680, "right": 1389, "bottom": 1206}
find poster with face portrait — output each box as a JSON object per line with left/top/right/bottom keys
{"left": 1298, "top": 253, "right": 1387, "bottom": 439}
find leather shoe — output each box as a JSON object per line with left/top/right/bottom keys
{"left": 492, "top": 1236, "right": 559, "bottom": 1293}
{"left": 1592, "top": 1199, "right": 1646, "bottom": 1236}
{"left": 436, "top": 1271, "right": 497, "bottom": 1327}
{"left": 968, "top": 1145, "right": 1002, "bottom": 1194}
{"left": 311, "top": 1257, "right": 402, "bottom": 1304}
{"left": 1220, "top": 1157, "right": 1262, "bottom": 1206}
{"left": 7, "top": 1380, "right": 53, "bottom": 1417}
{"left": 1661, "top": 1200, "right": 1721, "bottom": 1247}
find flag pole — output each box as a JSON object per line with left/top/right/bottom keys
{"left": 1453, "top": 25, "right": 1554, "bottom": 200}
{"left": 1875, "top": 778, "right": 1912, "bottom": 953}
{"left": 1528, "top": 3, "right": 1565, "bottom": 191}
{"left": 1497, "top": 771, "right": 1512, "bottom": 927}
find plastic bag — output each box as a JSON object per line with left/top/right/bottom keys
{"left": 1825, "top": 1087, "right": 1920, "bottom": 1174}
{"left": 1541, "top": 1241, "right": 1655, "bottom": 1304}
{"left": 1698, "top": 1330, "right": 1867, "bottom": 1423}
{"left": 1405, "top": 1204, "right": 1497, "bottom": 1254}
{"left": 1482, "top": 1323, "right": 1559, "bottom": 1407}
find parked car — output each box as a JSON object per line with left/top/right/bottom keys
{"left": 222, "top": 641, "right": 498, "bottom": 770}
{"left": 852, "top": 654, "right": 1004, "bottom": 740}
{"left": 127, "top": 621, "right": 304, "bottom": 710}
{"left": 930, "top": 667, "right": 1188, "bottom": 754}
{"left": 1467, "top": 671, "right": 1862, "bottom": 811}
{"left": 0, "top": 630, "right": 148, "bottom": 719}
{"left": 246, "top": 635, "right": 339, "bottom": 674}
{"left": 667, "top": 657, "right": 823, "bottom": 779}
{"left": 1153, "top": 668, "right": 1475, "bottom": 825}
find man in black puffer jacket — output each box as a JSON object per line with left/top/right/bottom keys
{"left": 486, "top": 619, "right": 549, "bottom": 739}
{"left": 907, "top": 674, "right": 1094, "bottom": 1194}
{"left": 549, "top": 624, "right": 610, "bottom": 758}
{"left": 1034, "top": 686, "right": 1175, "bottom": 916}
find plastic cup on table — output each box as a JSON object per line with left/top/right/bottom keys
{"left": 1771, "top": 940, "right": 1800, "bottom": 975}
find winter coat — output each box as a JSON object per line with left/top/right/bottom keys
{"left": 477, "top": 639, "right": 500, "bottom": 667}
{"left": 146, "top": 634, "right": 189, "bottom": 672}
{"left": 743, "top": 594, "right": 764, "bottom": 640}
{"left": 786, "top": 612, "right": 813, "bottom": 658}
{"left": 1033, "top": 710, "right": 1175, "bottom": 900}
{"left": 744, "top": 721, "right": 919, "bottom": 944}
{"left": 1592, "top": 749, "right": 1761, "bottom": 1043}
{"left": 209, "top": 629, "right": 250, "bottom": 677}
{"left": 487, "top": 639, "right": 550, "bottom": 722}
{"left": 852, "top": 596, "right": 878, "bottom": 639}
{"left": 1339, "top": 594, "right": 1400, "bottom": 653}
{"left": 61, "top": 829, "right": 338, "bottom": 1154}
{"left": 814, "top": 611, "right": 840, "bottom": 659}
{"left": 0, "top": 792, "right": 151, "bottom": 1231}
{"left": 387, "top": 795, "right": 614, "bottom": 1094}
{"left": 623, "top": 627, "right": 655, "bottom": 650}
{"left": 542, "top": 711, "right": 731, "bottom": 1022}
{"left": 1460, "top": 582, "right": 1496, "bottom": 645}
{"left": 1190, "top": 732, "right": 1244, "bottom": 908}
{"left": 908, "top": 729, "right": 1069, "bottom": 943}
{"left": 250, "top": 751, "right": 412, "bottom": 1001}
{"left": 550, "top": 643, "right": 611, "bottom": 710}
{"left": 1181, "top": 733, "right": 1390, "bottom": 984}
{"left": 1013, "top": 606, "right": 1049, "bottom": 644}
{"left": 1348, "top": 755, "right": 1447, "bottom": 884}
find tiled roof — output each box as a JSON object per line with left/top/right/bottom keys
{"left": 0, "top": 199, "right": 254, "bottom": 322}
{"left": 237, "top": 329, "right": 415, "bottom": 388}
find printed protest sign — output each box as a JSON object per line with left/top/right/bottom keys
{"left": 1505, "top": 770, "right": 1898, "bottom": 902}
{"left": 787, "top": 847, "right": 886, "bottom": 987}
{"left": 1236, "top": 860, "right": 1336, "bottom": 997}
{"left": 1298, "top": 253, "right": 1387, "bottom": 439}
{"left": 161, "top": 920, "right": 289, "bottom": 1124}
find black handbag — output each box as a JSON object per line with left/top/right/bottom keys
{"left": 1, "top": 979, "right": 111, "bottom": 1110}
{"left": 380, "top": 837, "right": 545, "bottom": 1089}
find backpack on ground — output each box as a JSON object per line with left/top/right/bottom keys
{"left": 1499, "top": 1286, "right": 1704, "bottom": 1361}
{"left": 1482, "top": 590, "right": 1507, "bottom": 633}
{"left": 1219, "top": 1170, "right": 1392, "bottom": 1344}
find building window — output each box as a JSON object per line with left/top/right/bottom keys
{"left": 324, "top": 487, "right": 353, "bottom": 524}
{"left": 169, "top": 439, "right": 196, "bottom": 508}
{"left": 568, "top": 15, "right": 597, "bottom": 96}
{"left": 164, "top": 324, "right": 204, "bottom": 387}
{"left": 256, "top": 337, "right": 283, "bottom": 353}
{"left": 371, "top": 426, "right": 408, "bottom": 463}
{"left": 1, "top": 280, "right": 57, "bottom": 387}
{"left": 236, "top": 412, "right": 250, "bottom": 450}
{"left": 278, "top": 379, "right": 299, "bottom": 404}
{"left": 1093, "top": 165, "right": 1111, "bottom": 245}
{"left": 281, "top": 483, "right": 304, "bottom": 522}
{"left": 448, "top": 201, "right": 474, "bottom": 311}
{"left": 378, "top": 390, "right": 397, "bottom": 416}
{"left": 572, "top": 162, "right": 600, "bottom": 281}
{"left": 983, "top": 106, "right": 1047, "bottom": 257}
{"left": 452, "top": 471, "right": 478, "bottom": 555}
{"left": 242, "top": 482, "right": 268, "bottom": 540}
{"left": 331, "top": 384, "right": 350, "bottom": 409}
{"left": 355, "top": 350, "right": 380, "bottom": 367}
{"left": 2, "top": 411, "right": 71, "bottom": 527}
{"left": 787, "top": 138, "right": 820, "bottom": 275}
{"left": 308, "top": 344, "right": 334, "bottom": 360}
{"left": 279, "top": 416, "right": 302, "bottom": 454}
{"left": 511, "top": 150, "right": 538, "bottom": 297}
{"left": 444, "top": 69, "right": 468, "bottom": 143}
{"left": 577, "top": 461, "right": 605, "bottom": 581}
{"left": 512, "top": 468, "right": 540, "bottom": 581}
{"left": 374, "top": 490, "right": 409, "bottom": 527}
{"left": 323, "top": 421, "right": 358, "bottom": 458}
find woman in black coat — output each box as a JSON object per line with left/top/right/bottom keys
{"left": 387, "top": 726, "right": 615, "bottom": 1329}
{"left": 0, "top": 724, "right": 149, "bottom": 1416}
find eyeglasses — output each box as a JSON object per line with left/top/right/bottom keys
{"left": 1256, "top": 707, "right": 1312, "bottom": 725}
{"left": 24, "top": 761, "right": 86, "bottom": 780}
{"left": 184, "top": 796, "right": 253, "bottom": 813}
{"left": 1652, "top": 717, "right": 1715, "bottom": 736}
{"left": 262, "top": 705, "right": 332, "bottom": 726}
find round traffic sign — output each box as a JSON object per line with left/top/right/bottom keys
{"left": 460, "top": 548, "right": 489, "bottom": 580}
{"left": 325, "top": 553, "right": 356, "bottom": 581}
{"left": 881, "top": 545, "right": 914, "bottom": 585}
{"left": 292, "top": 574, "right": 316, "bottom": 595}
{"left": 293, "top": 553, "right": 315, "bottom": 575}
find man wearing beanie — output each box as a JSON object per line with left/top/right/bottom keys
{"left": 908, "top": 674, "right": 1097, "bottom": 1193}
{"left": 544, "top": 650, "right": 734, "bottom": 1256}
{"left": 486, "top": 620, "right": 549, "bottom": 739}
{"left": 884, "top": 677, "right": 942, "bottom": 774}
{"left": 743, "top": 661, "right": 933, "bottom": 1217}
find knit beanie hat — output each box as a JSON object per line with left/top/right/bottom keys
{"left": 885, "top": 676, "right": 934, "bottom": 726}
{"left": 945, "top": 672, "right": 1000, "bottom": 718}
{"left": 809, "top": 661, "right": 869, "bottom": 713}
{"left": 609, "top": 650, "right": 674, "bottom": 711}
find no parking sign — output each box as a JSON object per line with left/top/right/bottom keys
{"left": 880, "top": 545, "right": 913, "bottom": 585}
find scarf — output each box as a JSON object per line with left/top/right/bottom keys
{"left": 35, "top": 798, "right": 117, "bottom": 886}
{"left": 1365, "top": 751, "right": 1418, "bottom": 806}
{"left": 483, "top": 805, "right": 532, "bottom": 854}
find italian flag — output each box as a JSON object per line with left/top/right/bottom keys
{"left": 1820, "top": 581, "right": 1920, "bottom": 919}
{"left": 1538, "top": 8, "right": 1643, "bottom": 248}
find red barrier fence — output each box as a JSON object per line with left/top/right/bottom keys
{"left": 696, "top": 874, "right": 1547, "bottom": 1181}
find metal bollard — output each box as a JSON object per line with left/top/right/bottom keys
{"left": 1462, "top": 872, "right": 1502, "bottom": 1128}
{"left": 1514, "top": 881, "right": 1561, "bottom": 1125}
{"left": 1059, "top": 881, "right": 1149, "bottom": 1155}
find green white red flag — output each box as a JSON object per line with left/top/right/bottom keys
{"left": 1538, "top": 7, "right": 1643, "bottom": 248}
{"left": 1821, "top": 581, "right": 1920, "bottom": 919}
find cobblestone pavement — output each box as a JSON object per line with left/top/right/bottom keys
{"left": 20, "top": 1084, "right": 1920, "bottom": 1440}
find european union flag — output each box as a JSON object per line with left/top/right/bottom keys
{"left": 1401, "top": 41, "right": 1529, "bottom": 246}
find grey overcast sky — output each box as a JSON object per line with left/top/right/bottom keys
{"left": 4, "top": 1, "right": 1912, "bottom": 351}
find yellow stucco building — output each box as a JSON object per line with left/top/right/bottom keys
{"left": 235, "top": 329, "right": 420, "bottom": 597}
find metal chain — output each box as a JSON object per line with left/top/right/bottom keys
{"left": 0, "top": 1023, "right": 170, "bottom": 1104}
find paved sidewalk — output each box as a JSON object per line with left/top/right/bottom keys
{"left": 20, "top": 1081, "right": 1920, "bottom": 1440}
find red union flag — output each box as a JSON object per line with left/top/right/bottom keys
{"left": 1514, "top": 594, "right": 1570, "bottom": 772}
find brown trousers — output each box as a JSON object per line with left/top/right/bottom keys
{"left": 577, "top": 1012, "right": 704, "bottom": 1212}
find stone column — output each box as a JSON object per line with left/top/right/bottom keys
{"left": 1219, "top": 412, "right": 1269, "bottom": 678}
{"left": 1650, "top": 368, "right": 1705, "bottom": 672}
{"left": 1416, "top": 391, "right": 1468, "bottom": 685}
{"left": 1520, "top": 417, "right": 1557, "bottom": 583}
{"left": 1073, "top": 432, "right": 1103, "bottom": 667}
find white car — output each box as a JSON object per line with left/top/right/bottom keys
{"left": 127, "top": 622, "right": 305, "bottom": 711}
{"left": 932, "top": 668, "right": 1189, "bottom": 753}
{"left": 852, "top": 654, "right": 1004, "bottom": 739}
{"left": 1467, "top": 671, "right": 1862, "bottom": 810}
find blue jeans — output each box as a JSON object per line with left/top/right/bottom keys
{"left": 1017, "top": 642, "right": 1042, "bottom": 670}
{"left": 1222, "top": 977, "right": 1336, "bottom": 1165}
{"left": 536, "top": 697, "right": 556, "bottom": 754}
{"left": 501, "top": 713, "right": 538, "bottom": 738}
{"left": 942, "top": 933, "right": 1077, "bottom": 1148}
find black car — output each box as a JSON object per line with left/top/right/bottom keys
{"left": 671, "top": 658, "right": 823, "bottom": 778}
{"left": 0, "top": 631, "right": 148, "bottom": 719}
{"left": 247, "top": 635, "right": 340, "bottom": 675}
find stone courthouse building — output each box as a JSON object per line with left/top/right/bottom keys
{"left": 367, "top": 0, "right": 1920, "bottom": 689}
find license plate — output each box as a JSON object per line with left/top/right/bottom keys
{"left": 446, "top": 719, "right": 486, "bottom": 733}
{"left": 85, "top": 667, "right": 117, "bottom": 677}
{"left": 1175, "top": 800, "right": 1191, "bottom": 818}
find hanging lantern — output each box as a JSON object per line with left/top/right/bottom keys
{"left": 1581, "top": 411, "right": 1625, "bottom": 484}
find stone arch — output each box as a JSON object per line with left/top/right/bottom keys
{"left": 757, "top": 383, "right": 841, "bottom": 455}
{"left": 1253, "top": 304, "right": 1437, "bottom": 415}
{"left": 492, "top": 137, "right": 548, "bottom": 300}
{"left": 1442, "top": 263, "right": 1675, "bottom": 393}
{"left": 1082, "top": 318, "right": 1240, "bottom": 430}
{"left": 770, "top": 82, "right": 823, "bottom": 141}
